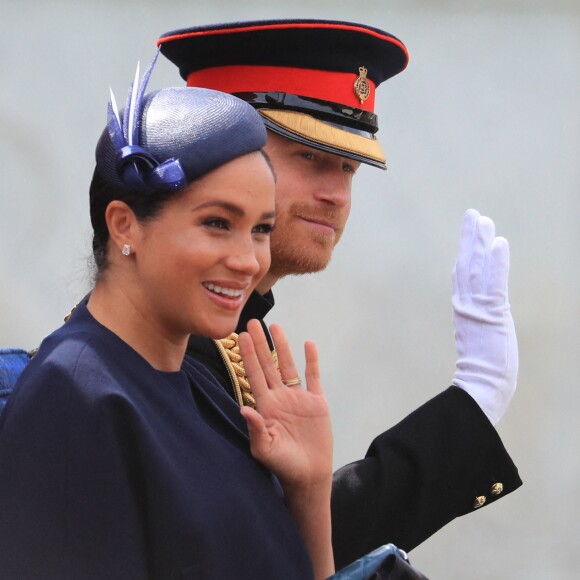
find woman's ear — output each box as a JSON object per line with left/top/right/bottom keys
{"left": 105, "top": 200, "right": 138, "bottom": 256}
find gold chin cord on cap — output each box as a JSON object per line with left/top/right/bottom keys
{"left": 281, "top": 378, "right": 302, "bottom": 386}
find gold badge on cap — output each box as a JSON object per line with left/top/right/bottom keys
{"left": 354, "top": 66, "right": 370, "bottom": 104}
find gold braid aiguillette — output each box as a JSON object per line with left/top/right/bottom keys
{"left": 214, "top": 334, "right": 279, "bottom": 409}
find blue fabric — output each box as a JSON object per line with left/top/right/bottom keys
{"left": 329, "top": 544, "right": 428, "bottom": 579}
{"left": 329, "top": 545, "right": 403, "bottom": 578}
{"left": 0, "top": 304, "right": 313, "bottom": 579}
{"left": 0, "top": 348, "right": 29, "bottom": 415}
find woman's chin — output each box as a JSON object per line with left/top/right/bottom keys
{"left": 191, "top": 320, "right": 239, "bottom": 341}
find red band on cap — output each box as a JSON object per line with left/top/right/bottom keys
{"left": 186, "top": 65, "right": 376, "bottom": 111}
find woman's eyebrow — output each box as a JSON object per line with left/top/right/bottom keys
{"left": 193, "top": 200, "right": 244, "bottom": 216}
{"left": 193, "top": 201, "right": 275, "bottom": 220}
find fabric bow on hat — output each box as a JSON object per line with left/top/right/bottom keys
{"left": 107, "top": 50, "right": 187, "bottom": 192}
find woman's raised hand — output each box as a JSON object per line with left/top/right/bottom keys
{"left": 238, "top": 319, "right": 333, "bottom": 492}
{"left": 239, "top": 319, "right": 335, "bottom": 579}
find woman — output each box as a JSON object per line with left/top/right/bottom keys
{"left": 0, "top": 56, "right": 333, "bottom": 579}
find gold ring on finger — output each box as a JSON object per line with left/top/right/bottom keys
{"left": 281, "top": 377, "right": 302, "bottom": 387}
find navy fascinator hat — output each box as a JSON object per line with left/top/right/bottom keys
{"left": 93, "top": 52, "right": 267, "bottom": 196}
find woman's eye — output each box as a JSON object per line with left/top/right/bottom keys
{"left": 253, "top": 223, "right": 275, "bottom": 235}
{"left": 300, "top": 151, "right": 315, "bottom": 161}
{"left": 203, "top": 218, "right": 229, "bottom": 230}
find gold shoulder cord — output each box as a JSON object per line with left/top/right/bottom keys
{"left": 214, "top": 333, "right": 278, "bottom": 409}
{"left": 63, "top": 303, "right": 79, "bottom": 322}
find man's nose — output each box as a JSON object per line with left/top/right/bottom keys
{"left": 312, "top": 171, "right": 351, "bottom": 208}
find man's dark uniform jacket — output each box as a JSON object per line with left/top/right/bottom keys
{"left": 185, "top": 290, "right": 522, "bottom": 571}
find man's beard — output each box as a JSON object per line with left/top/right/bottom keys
{"left": 267, "top": 203, "right": 345, "bottom": 279}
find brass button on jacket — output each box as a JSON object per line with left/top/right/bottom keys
{"left": 490, "top": 482, "right": 504, "bottom": 496}
{"left": 473, "top": 495, "right": 487, "bottom": 509}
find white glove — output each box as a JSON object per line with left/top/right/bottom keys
{"left": 451, "top": 209, "right": 518, "bottom": 425}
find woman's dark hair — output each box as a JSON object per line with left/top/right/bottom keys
{"left": 89, "top": 167, "right": 187, "bottom": 277}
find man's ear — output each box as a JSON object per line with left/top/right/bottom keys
{"left": 105, "top": 200, "right": 138, "bottom": 254}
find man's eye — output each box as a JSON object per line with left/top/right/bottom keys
{"left": 300, "top": 151, "right": 315, "bottom": 161}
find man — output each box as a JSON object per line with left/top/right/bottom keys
{"left": 158, "top": 19, "right": 522, "bottom": 570}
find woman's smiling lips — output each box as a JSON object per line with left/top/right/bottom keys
{"left": 202, "top": 282, "right": 248, "bottom": 310}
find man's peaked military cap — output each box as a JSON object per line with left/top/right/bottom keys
{"left": 157, "top": 19, "right": 409, "bottom": 169}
